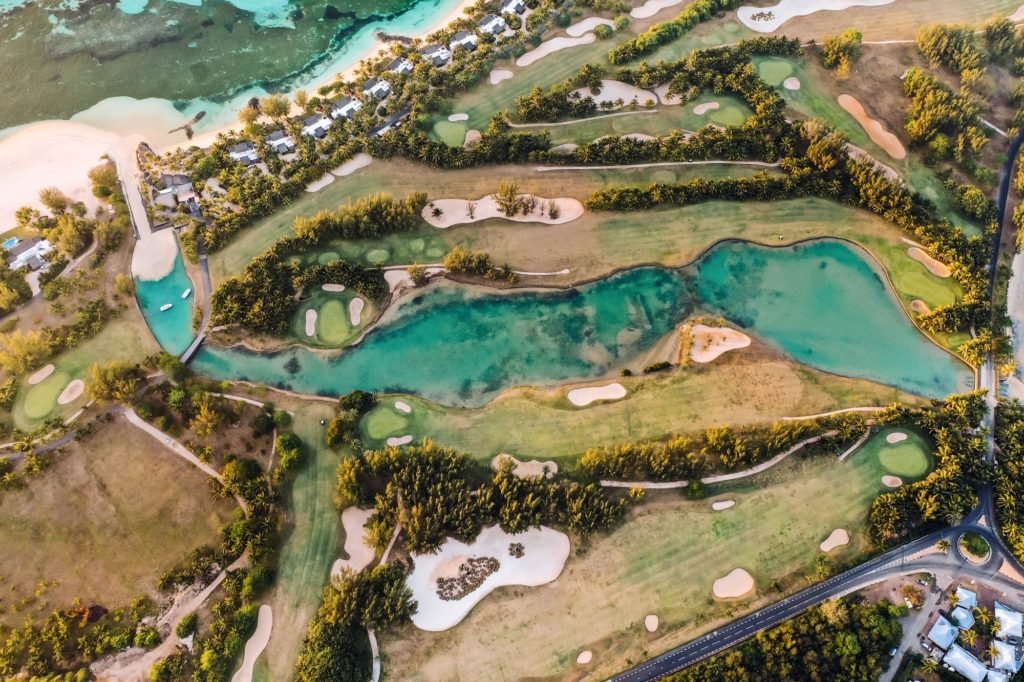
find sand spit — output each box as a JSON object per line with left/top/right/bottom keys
{"left": 331, "top": 507, "right": 376, "bottom": 577}
{"left": 908, "top": 247, "right": 951, "bottom": 278}
{"left": 631, "top": 0, "right": 682, "bottom": 19}
{"left": 448, "top": 113, "right": 469, "bottom": 122}
{"left": 349, "top": 297, "right": 364, "bottom": 325}
{"left": 516, "top": 34, "right": 596, "bottom": 68}
{"left": 491, "top": 453, "right": 558, "bottom": 479}
{"left": 230, "top": 605, "right": 272, "bottom": 682}
{"left": 712, "top": 500, "right": 736, "bottom": 511}
{"left": 28, "top": 364, "right": 55, "bottom": 386}
{"left": 837, "top": 94, "right": 906, "bottom": 160}
{"left": 305, "top": 173, "right": 335, "bottom": 192}
{"left": 713, "top": 568, "right": 755, "bottom": 599}
{"left": 783, "top": 77, "right": 801, "bottom": 90}
{"left": 690, "top": 325, "right": 751, "bottom": 363}
{"left": 910, "top": 299, "right": 930, "bottom": 315}
{"left": 322, "top": 283, "right": 346, "bottom": 292}
{"left": 395, "top": 400, "right": 412, "bottom": 414}
{"left": 387, "top": 435, "right": 413, "bottom": 447}
{"left": 693, "top": 101, "right": 720, "bottom": 115}
{"left": 132, "top": 228, "right": 179, "bottom": 282}
{"left": 567, "top": 383, "right": 627, "bottom": 406}
{"left": 573, "top": 80, "right": 654, "bottom": 108}
{"left": 882, "top": 475, "right": 903, "bottom": 488}
{"left": 423, "top": 194, "right": 583, "bottom": 228}
{"left": 304, "top": 309, "right": 317, "bottom": 337}
{"left": 57, "top": 380, "right": 85, "bottom": 405}
{"left": 567, "top": 17, "right": 615, "bottom": 36}
{"left": 406, "top": 525, "right": 570, "bottom": 631}
{"left": 886, "top": 432, "right": 908, "bottom": 444}
{"left": 645, "top": 615, "right": 659, "bottom": 632}
{"left": 576, "top": 650, "right": 594, "bottom": 664}
{"left": 738, "top": 0, "right": 896, "bottom": 33}
{"left": 331, "top": 153, "right": 373, "bottom": 177}
{"left": 490, "top": 69, "right": 514, "bottom": 85}
{"left": 819, "top": 528, "right": 850, "bottom": 552}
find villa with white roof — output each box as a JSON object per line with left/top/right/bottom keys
{"left": 928, "top": 615, "right": 958, "bottom": 650}
{"left": 944, "top": 644, "right": 987, "bottom": 682}
{"left": 996, "top": 602, "right": 1023, "bottom": 640}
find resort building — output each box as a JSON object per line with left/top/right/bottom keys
{"left": 988, "top": 670, "right": 1011, "bottom": 682}
{"left": 363, "top": 77, "right": 392, "bottom": 99}
{"left": 478, "top": 13, "right": 507, "bottom": 36}
{"left": 943, "top": 644, "right": 987, "bottom": 682}
{"left": 371, "top": 106, "right": 412, "bottom": 137}
{"left": 996, "top": 602, "right": 1024, "bottom": 640}
{"left": 958, "top": 587, "right": 980, "bottom": 610}
{"left": 265, "top": 130, "right": 296, "bottom": 155}
{"left": 501, "top": 0, "right": 526, "bottom": 14}
{"left": 227, "top": 141, "right": 259, "bottom": 166}
{"left": 449, "top": 30, "right": 478, "bottom": 52}
{"left": 952, "top": 605, "right": 976, "bottom": 630}
{"left": 155, "top": 174, "right": 200, "bottom": 214}
{"left": 928, "top": 615, "right": 958, "bottom": 650}
{"left": 386, "top": 56, "right": 414, "bottom": 75}
{"left": 419, "top": 44, "right": 452, "bottom": 67}
{"left": 4, "top": 236, "right": 52, "bottom": 272}
{"left": 992, "top": 639, "right": 1023, "bottom": 674}
{"left": 330, "top": 96, "right": 362, "bottom": 120}
{"left": 299, "top": 114, "right": 333, "bottom": 139}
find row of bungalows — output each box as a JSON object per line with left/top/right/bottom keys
{"left": 925, "top": 588, "right": 1024, "bottom": 682}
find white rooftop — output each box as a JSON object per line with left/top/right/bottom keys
{"left": 928, "top": 615, "right": 957, "bottom": 650}
{"left": 952, "top": 606, "right": 976, "bottom": 630}
{"left": 996, "top": 602, "right": 1023, "bottom": 639}
{"left": 988, "top": 669, "right": 1010, "bottom": 682}
{"left": 943, "top": 643, "right": 987, "bottom": 682}
{"left": 992, "top": 639, "right": 1022, "bottom": 673}
{"left": 957, "top": 586, "right": 979, "bottom": 610}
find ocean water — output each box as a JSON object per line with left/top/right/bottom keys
{"left": 176, "top": 240, "right": 972, "bottom": 407}
{"left": 134, "top": 251, "right": 197, "bottom": 356}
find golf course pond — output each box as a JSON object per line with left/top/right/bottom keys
{"left": 170, "top": 239, "right": 973, "bottom": 406}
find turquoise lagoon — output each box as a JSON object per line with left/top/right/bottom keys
{"left": 183, "top": 240, "right": 972, "bottom": 407}
{"left": 134, "top": 252, "right": 197, "bottom": 356}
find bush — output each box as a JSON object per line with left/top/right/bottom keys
{"left": 175, "top": 612, "right": 198, "bottom": 638}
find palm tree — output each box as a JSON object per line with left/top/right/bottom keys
{"left": 986, "top": 644, "right": 1000, "bottom": 664}
{"left": 960, "top": 628, "right": 977, "bottom": 647}
{"left": 921, "top": 658, "right": 940, "bottom": 674}
{"left": 937, "top": 538, "right": 951, "bottom": 553}
{"left": 949, "top": 592, "right": 961, "bottom": 608}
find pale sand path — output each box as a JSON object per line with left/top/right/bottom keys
{"left": 322, "top": 283, "right": 346, "bottom": 292}
{"left": 28, "top": 364, "right": 55, "bottom": 386}
{"left": 567, "top": 17, "right": 614, "bottom": 36}
{"left": 693, "top": 101, "right": 720, "bottom": 115}
{"left": 231, "top": 605, "right": 273, "bottom": 682}
{"left": 907, "top": 247, "right": 950, "bottom": 277}
{"left": 491, "top": 453, "right": 558, "bottom": 479}
{"left": 910, "top": 299, "right": 930, "bottom": 315}
{"left": 387, "top": 435, "right": 413, "bottom": 447}
{"left": 837, "top": 94, "right": 906, "bottom": 160}
{"left": 819, "top": 528, "right": 850, "bottom": 552}
{"left": 713, "top": 568, "right": 755, "bottom": 599}
{"left": 886, "top": 432, "right": 908, "bottom": 444}
{"left": 516, "top": 34, "right": 596, "bottom": 68}
{"left": 57, "top": 379, "right": 85, "bottom": 405}
{"left": 567, "top": 383, "right": 626, "bottom": 406}
{"left": 737, "top": 0, "right": 896, "bottom": 33}
{"left": 331, "top": 507, "right": 377, "bottom": 577}
{"left": 631, "top": 0, "right": 681, "bottom": 19}
{"left": 573, "top": 80, "right": 653, "bottom": 107}
{"left": 395, "top": 400, "right": 412, "bottom": 414}
{"left": 305, "top": 173, "right": 335, "bottom": 192}
{"left": 304, "top": 309, "right": 317, "bottom": 337}
{"left": 490, "top": 69, "right": 514, "bottom": 85}
{"left": 407, "top": 525, "right": 570, "bottom": 631}
{"left": 349, "top": 297, "right": 364, "bottom": 325}
{"left": 331, "top": 153, "right": 373, "bottom": 177}
{"left": 577, "top": 650, "right": 594, "bottom": 664}
{"left": 645, "top": 615, "right": 659, "bottom": 633}
{"left": 423, "top": 194, "right": 584, "bottom": 228}
{"left": 448, "top": 113, "right": 469, "bottom": 122}
{"left": 712, "top": 500, "right": 736, "bottom": 511}
{"left": 783, "top": 77, "right": 801, "bottom": 90}
{"left": 690, "top": 325, "right": 751, "bottom": 363}
{"left": 654, "top": 83, "right": 683, "bottom": 105}
{"left": 882, "top": 475, "right": 903, "bottom": 488}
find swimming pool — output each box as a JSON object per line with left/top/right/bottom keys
{"left": 2, "top": 237, "right": 19, "bottom": 250}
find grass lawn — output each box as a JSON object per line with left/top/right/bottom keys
{"left": 380, "top": 435, "right": 926, "bottom": 680}
{"left": 866, "top": 427, "right": 933, "bottom": 479}
{"left": 291, "top": 289, "right": 375, "bottom": 348}
{"left": 0, "top": 417, "right": 236, "bottom": 628}
{"left": 359, "top": 343, "right": 925, "bottom": 465}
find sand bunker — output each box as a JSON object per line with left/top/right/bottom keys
{"left": 383, "top": 266, "right": 444, "bottom": 292}
{"left": 28, "top": 364, "right": 55, "bottom": 386}
{"left": 304, "top": 309, "right": 317, "bottom": 337}
{"left": 567, "top": 17, "right": 614, "bottom": 37}
{"left": 886, "top": 432, "right": 908, "bottom": 444}
{"left": 331, "top": 153, "right": 372, "bottom": 177}
{"left": 783, "top": 77, "right": 801, "bottom": 90}
{"left": 423, "top": 194, "right": 583, "bottom": 228}
{"left": 57, "top": 379, "right": 85, "bottom": 405}
{"left": 712, "top": 500, "right": 736, "bottom": 511}
{"left": 693, "top": 101, "right": 721, "bottom": 115}
{"left": 645, "top": 615, "right": 659, "bottom": 632}
{"left": 908, "top": 247, "right": 950, "bottom": 278}
{"left": 332, "top": 507, "right": 376, "bottom": 577}
{"left": 567, "top": 383, "right": 627, "bottom": 407}
{"left": 631, "top": 0, "right": 682, "bottom": 19}
{"left": 349, "top": 297, "right": 364, "bottom": 325}
{"left": 573, "top": 80, "right": 653, "bottom": 108}
{"left": 407, "top": 525, "right": 570, "bottom": 631}
{"left": 1012, "top": 4, "right": 1024, "bottom": 22}
{"left": 882, "top": 475, "right": 903, "bottom": 488}
{"left": 395, "top": 400, "right": 412, "bottom": 414}
{"left": 322, "top": 283, "right": 346, "bottom": 292}
{"left": 448, "top": 113, "right": 469, "bottom": 122}
{"left": 550, "top": 143, "right": 579, "bottom": 155}
{"left": 516, "top": 34, "right": 595, "bottom": 68}
{"left": 230, "top": 604, "right": 272, "bottom": 682}
{"left": 837, "top": 94, "right": 906, "bottom": 160}
{"left": 713, "top": 568, "right": 755, "bottom": 599}
{"left": 690, "top": 325, "right": 751, "bottom": 363}
{"left": 387, "top": 435, "right": 413, "bottom": 447}
{"left": 491, "top": 453, "right": 558, "bottom": 479}
{"left": 305, "top": 173, "right": 335, "bottom": 192}
{"left": 910, "top": 299, "right": 930, "bottom": 315}
{"left": 490, "top": 69, "right": 513, "bottom": 85}
{"left": 576, "top": 650, "right": 593, "bottom": 664}
{"left": 654, "top": 83, "right": 683, "bottom": 105}
{"left": 738, "top": 0, "right": 895, "bottom": 33}
{"left": 819, "top": 528, "right": 850, "bottom": 552}
{"left": 464, "top": 130, "right": 481, "bottom": 148}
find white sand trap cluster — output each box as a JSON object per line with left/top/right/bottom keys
{"left": 690, "top": 325, "right": 751, "bottom": 363}
{"left": 407, "top": 525, "right": 570, "bottom": 631}
{"left": 490, "top": 69, "right": 514, "bottom": 85}
{"left": 28, "top": 364, "right": 55, "bottom": 386}
{"left": 576, "top": 650, "right": 593, "bottom": 664}
{"left": 387, "top": 434, "right": 414, "bottom": 446}
{"left": 645, "top": 614, "right": 659, "bottom": 632}
{"left": 837, "top": 94, "right": 906, "bottom": 160}
{"left": 305, "top": 173, "right": 335, "bottom": 192}
{"left": 349, "top": 297, "right": 364, "bottom": 325}
{"left": 654, "top": 83, "right": 683, "bottom": 105}
{"left": 713, "top": 568, "right": 755, "bottom": 599}
{"left": 908, "top": 247, "right": 951, "bottom": 278}
{"left": 57, "top": 379, "right": 85, "bottom": 405}
{"left": 383, "top": 266, "right": 444, "bottom": 292}
{"left": 738, "top": 0, "right": 895, "bottom": 33}
{"left": 567, "top": 383, "right": 627, "bottom": 406}
{"left": 567, "top": 17, "right": 614, "bottom": 37}
{"left": 322, "top": 283, "right": 346, "bottom": 292}
{"left": 423, "top": 194, "right": 584, "bottom": 228}
{"left": 332, "top": 507, "right": 377, "bottom": 577}
{"left": 712, "top": 500, "right": 736, "bottom": 511}
{"left": 573, "top": 80, "right": 653, "bottom": 108}
{"left": 819, "top": 528, "right": 850, "bottom": 552}
{"left": 910, "top": 300, "right": 930, "bottom": 315}
{"left": 491, "top": 453, "right": 559, "bottom": 479}
{"left": 331, "top": 153, "right": 373, "bottom": 177}
{"left": 516, "top": 34, "right": 596, "bottom": 68}
{"left": 304, "top": 309, "right": 318, "bottom": 337}
{"left": 395, "top": 400, "right": 412, "bottom": 414}
{"left": 631, "top": 0, "right": 682, "bottom": 19}
{"left": 882, "top": 475, "right": 903, "bottom": 488}
{"left": 783, "top": 77, "right": 801, "bottom": 90}
{"left": 230, "top": 604, "right": 272, "bottom": 682}
{"left": 886, "top": 432, "right": 908, "bottom": 444}
{"left": 693, "top": 101, "right": 720, "bottom": 115}
{"left": 448, "top": 113, "right": 469, "bottom": 122}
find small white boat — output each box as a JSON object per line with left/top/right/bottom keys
{"left": 160, "top": 303, "right": 173, "bottom": 312}
{"left": 181, "top": 288, "right": 192, "bottom": 299}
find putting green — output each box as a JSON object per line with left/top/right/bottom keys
{"left": 861, "top": 427, "right": 932, "bottom": 479}
{"left": 23, "top": 371, "right": 71, "bottom": 420}
{"left": 709, "top": 104, "right": 747, "bottom": 127}
{"left": 317, "top": 300, "right": 352, "bottom": 344}
{"left": 362, "top": 406, "right": 409, "bottom": 439}
{"left": 408, "top": 238, "right": 425, "bottom": 253}
{"left": 365, "top": 248, "right": 390, "bottom": 264}
{"left": 432, "top": 120, "right": 468, "bottom": 147}
{"left": 317, "top": 251, "right": 340, "bottom": 265}
{"left": 756, "top": 57, "right": 794, "bottom": 86}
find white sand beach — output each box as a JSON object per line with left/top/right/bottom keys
{"left": 908, "top": 247, "right": 951, "bottom": 277}
{"left": 738, "top": 0, "right": 895, "bottom": 33}
{"left": 57, "top": 379, "right": 85, "bottom": 406}
{"left": 690, "top": 325, "right": 751, "bottom": 363}
{"left": 132, "top": 229, "right": 180, "bottom": 282}
{"left": 349, "top": 297, "right": 364, "bottom": 325}
{"left": 304, "top": 309, "right": 317, "bottom": 337}
{"left": 567, "top": 383, "right": 627, "bottom": 406}
{"left": 713, "top": 568, "right": 755, "bottom": 599}
{"left": 693, "top": 101, "right": 720, "bottom": 115}
{"left": 305, "top": 173, "right": 336, "bottom": 192}
{"left": 837, "top": 94, "right": 906, "bottom": 160}
{"left": 490, "top": 69, "right": 514, "bottom": 85}
{"left": 331, "top": 507, "right": 377, "bottom": 577}
{"left": 711, "top": 500, "right": 736, "bottom": 511}
{"left": 331, "top": 153, "right": 373, "bottom": 177}
{"left": 423, "top": 194, "right": 583, "bottom": 228}
{"left": 631, "top": 0, "right": 682, "bottom": 19}
{"left": 387, "top": 435, "right": 413, "bottom": 447}
{"left": 516, "top": 34, "right": 596, "bottom": 68}
{"left": 886, "top": 432, "right": 908, "bottom": 444}
{"left": 819, "top": 528, "right": 850, "bottom": 552}
{"left": 406, "top": 525, "right": 570, "bottom": 631}
{"left": 783, "top": 77, "right": 801, "bottom": 90}
{"left": 567, "top": 17, "right": 614, "bottom": 37}
{"left": 645, "top": 615, "right": 659, "bottom": 632}
{"left": 491, "top": 453, "right": 558, "bottom": 478}
{"left": 28, "top": 364, "right": 55, "bottom": 386}
{"left": 573, "top": 80, "right": 655, "bottom": 108}
{"left": 231, "top": 605, "right": 272, "bottom": 682}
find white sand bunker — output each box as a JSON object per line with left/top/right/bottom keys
{"left": 712, "top": 500, "right": 736, "bottom": 511}
{"left": 395, "top": 400, "right": 412, "bottom": 414}
{"left": 383, "top": 266, "right": 444, "bottom": 292}
{"left": 573, "top": 80, "right": 653, "bottom": 108}
{"left": 387, "top": 434, "right": 413, "bottom": 447}
{"left": 567, "top": 383, "right": 627, "bottom": 407}
{"left": 550, "top": 143, "right": 579, "bottom": 155}
{"left": 645, "top": 614, "right": 659, "bottom": 632}
{"left": 349, "top": 297, "right": 364, "bottom": 325}
{"left": 491, "top": 453, "right": 558, "bottom": 479}
{"left": 407, "top": 525, "right": 570, "bottom": 631}
{"left": 783, "top": 77, "right": 801, "bottom": 90}
{"left": 693, "top": 101, "right": 720, "bottom": 115}
{"left": 631, "top": 0, "right": 682, "bottom": 19}
{"left": 576, "top": 650, "right": 593, "bottom": 665}
{"left": 332, "top": 507, "right": 376, "bottom": 577}
{"left": 423, "top": 194, "right": 583, "bottom": 228}
{"left": 490, "top": 69, "right": 513, "bottom": 85}
{"left": 28, "top": 364, "right": 55, "bottom": 386}
{"left": 516, "top": 34, "right": 595, "bottom": 68}
{"left": 738, "top": 0, "right": 896, "bottom": 33}
{"left": 463, "top": 129, "right": 481, "bottom": 148}
{"left": 305, "top": 173, "right": 335, "bottom": 193}
{"left": 908, "top": 247, "right": 950, "bottom": 278}
{"left": 304, "top": 309, "right": 317, "bottom": 337}
{"left": 886, "top": 432, "right": 908, "bottom": 444}
{"left": 837, "top": 94, "right": 906, "bottom": 160}
{"left": 1012, "top": 4, "right": 1024, "bottom": 22}
{"left": 882, "top": 475, "right": 903, "bottom": 488}
{"left": 910, "top": 299, "right": 931, "bottom": 315}
{"left": 654, "top": 83, "right": 683, "bottom": 106}
{"left": 322, "top": 283, "right": 346, "bottom": 292}
{"left": 230, "top": 604, "right": 272, "bottom": 682}
{"left": 819, "top": 528, "right": 850, "bottom": 552}
{"left": 448, "top": 113, "right": 469, "bottom": 122}
{"left": 713, "top": 568, "right": 755, "bottom": 599}
{"left": 567, "top": 17, "right": 614, "bottom": 37}
{"left": 331, "top": 153, "right": 373, "bottom": 177}
{"left": 57, "top": 379, "right": 85, "bottom": 405}
{"left": 690, "top": 325, "right": 751, "bottom": 363}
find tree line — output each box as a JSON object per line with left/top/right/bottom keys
{"left": 994, "top": 398, "right": 1024, "bottom": 562}
{"left": 608, "top": 0, "right": 742, "bottom": 64}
